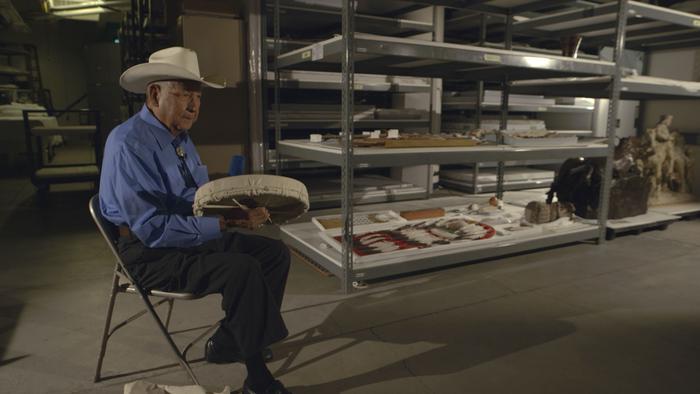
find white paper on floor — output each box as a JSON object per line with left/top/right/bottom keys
{"left": 124, "top": 380, "right": 232, "bottom": 394}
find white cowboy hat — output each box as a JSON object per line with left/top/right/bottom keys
{"left": 119, "top": 46, "right": 224, "bottom": 93}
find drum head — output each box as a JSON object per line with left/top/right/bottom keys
{"left": 194, "top": 175, "right": 309, "bottom": 223}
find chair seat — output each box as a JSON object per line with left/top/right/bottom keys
{"left": 123, "top": 284, "right": 202, "bottom": 300}
{"left": 31, "top": 125, "right": 97, "bottom": 137}
{"left": 35, "top": 165, "right": 99, "bottom": 179}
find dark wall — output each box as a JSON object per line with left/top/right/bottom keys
{"left": 2, "top": 18, "right": 99, "bottom": 110}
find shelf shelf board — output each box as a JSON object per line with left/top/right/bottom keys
{"left": 0, "top": 47, "right": 29, "bottom": 56}
{"left": 267, "top": 119, "right": 430, "bottom": 130}
{"left": 650, "top": 202, "right": 700, "bottom": 217}
{"left": 280, "top": 196, "right": 600, "bottom": 281}
{"left": 265, "top": 70, "right": 431, "bottom": 92}
{"left": 0, "top": 68, "right": 29, "bottom": 76}
{"left": 447, "top": 158, "right": 567, "bottom": 168}
{"left": 510, "top": 76, "right": 700, "bottom": 100}
{"left": 606, "top": 211, "right": 680, "bottom": 232}
{"left": 266, "top": 3, "right": 434, "bottom": 37}
{"left": 277, "top": 139, "right": 608, "bottom": 168}
{"left": 309, "top": 187, "right": 428, "bottom": 209}
{"left": 276, "top": 33, "right": 616, "bottom": 81}
{"left": 443, "top": 101, "right": 594, "bottom": 113}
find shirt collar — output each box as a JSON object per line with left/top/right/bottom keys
{"left": 138, "top": 105, "right": 189, "bottom": 150}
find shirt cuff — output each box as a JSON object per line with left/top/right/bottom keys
{"left": 197, "top": 216, "right": 222, "bottom": 243}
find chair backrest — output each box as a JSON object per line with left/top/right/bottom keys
{"left": 89, "top": 195, "right": 137, "bottom": 284}
{"left": 89, "top": 195, "right": 199, "bottom": 300}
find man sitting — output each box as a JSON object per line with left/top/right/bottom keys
{"left": 99, "top": 47, "right": 291, "bottom": 394}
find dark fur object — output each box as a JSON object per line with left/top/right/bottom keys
{"left": 548, "top": 138, "right": 651, "bottom": 220}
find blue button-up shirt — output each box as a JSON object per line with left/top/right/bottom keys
{"left": 99, "top": 105, "right": 221, "bottom": 248}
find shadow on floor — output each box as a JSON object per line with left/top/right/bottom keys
{"left": 0, "top": 186, "right": 95, "bottom": 238}
{"left": 274, "top": 282, "right": 578, "bottom": 393}
{"left": 0, "top": 181, "right": 96, "bottom": 368}
{"left": 0, "top": 302, "right": 25, "bottom": 365}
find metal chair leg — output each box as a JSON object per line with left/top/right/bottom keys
{"left": 164, "top": 299, "right": 174, "bottom": 330}
{"left": 141, "top": 295, "right": 200, "bottom": 385}
{"left": 94, "top": 272, "right": 120, "bottom": 383}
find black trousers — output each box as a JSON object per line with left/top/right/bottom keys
{"left": 118, "top": 231, "right": 290, "bottom": 359}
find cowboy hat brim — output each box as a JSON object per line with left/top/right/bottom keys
{"left": 119, "top": 62, "right": 224, "bottom": 93}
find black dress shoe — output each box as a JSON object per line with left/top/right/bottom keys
{"left": 262, "top": 347, "right": 274, "bottom": 362}
{"left": 204, "top": 338, "right": 275, "bottom": 364}
{"left": 242, "top": 379, "right": 291, "bottom": 394}
{"left": 204, "top": 338, "right": 242, "bottom": 364}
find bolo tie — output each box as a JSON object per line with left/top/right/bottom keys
{"left": 175, "top": 145, "right": 197, "bottom": 188}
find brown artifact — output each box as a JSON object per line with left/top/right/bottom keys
{"left": 524, "top": 201, "right": 574, "bottom": 224}
{"left": 548, "top": 114, "right": 694, "bottom": 219}
{"left": 643, "top": 115, "right": 694, "bottom": 205}
{"left": 547, "top": 139, "right": 652, "bottom": 220}
{"left": 399, "top": 208, "right": 445, "bottom": 221}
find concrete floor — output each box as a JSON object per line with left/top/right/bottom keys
{"left": 2, "top": 178, "right": 700, "bottom": 394}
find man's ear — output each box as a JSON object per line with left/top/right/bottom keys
{"left": 147, "top": 83, "right": 161, "bottom": 107}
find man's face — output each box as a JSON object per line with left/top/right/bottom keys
{"left": 152, "top": 80, "right": 202, "bottom": 134}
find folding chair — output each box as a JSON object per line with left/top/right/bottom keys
{"left": 89, "top": 195, "right": 219, "bottom": 384}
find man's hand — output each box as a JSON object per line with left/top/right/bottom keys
{"left": 225, "top": 207, "right": 270, "bottom": 230}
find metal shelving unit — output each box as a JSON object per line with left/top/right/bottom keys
{"left": 0, "top": 43, "right": 46, "bottom": 107}
{"left": 440, "top": 9, "right": 598, "bottom": 198}
{"left": 270, "top": 1, "right": 636, "bottom": 293}
{"left": 507, "top": 1, "right": 700, "bottom": 234}
{"left": 512, "top": 1, "right": 700, "bottom": 51}
{"left": 264, "top": 1, "right": 439, "bottom": 211}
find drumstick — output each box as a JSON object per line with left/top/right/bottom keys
{"left": 231, "top": 197, "right": 272, "bottom": 224}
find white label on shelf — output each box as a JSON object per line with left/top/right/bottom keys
{"left": 694, "top": 19, "right": 700, "bottom": 27}
{"left": 484, "top": 54, "right": 502, "bottom": 63}
{"left": 311, "top": 44, "right": 324, "bottom": 61}
{"left": 357, "top": 47, "right": 368, "bottom": 53}
{"left": 301, "top": 50, "right": 311, "bottom": 59}
{"left": 538, "top": 107, "right": 547, "bottom": 111}
{"left": 354, "top": 83, "right": 364, "bottom": 90}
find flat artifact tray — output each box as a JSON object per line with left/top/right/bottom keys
{"left": 311, "top": 210, "right": 406, "bottom": 230}
{"left": 321, "top": 216, "right": 496, "bottom": 258}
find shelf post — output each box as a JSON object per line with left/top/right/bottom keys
{"left": 473, "top": 13, "right": 488, "bottom": 194}
{"left": 427, "top": 5, "right": 445, "bottom": 199}
{"left": 430, "top": 5, "right": 444, "bottom": 135}
{"left": 474, "top": 13, "right": 487, "bottom": 130}
{"left": 273, "top": 0, "right": 282, "bottom": 175}
{"left": 597, "top": 0, "right": 629, "bottom": 243}
{"left": 341, "top": 0, "right": 356, "bottom": 294}
{"left": 247, "top": 0, "right": 266, "bottom": 174}
{"left": 497, "top": 11, "right": 514, "bottom": 200}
